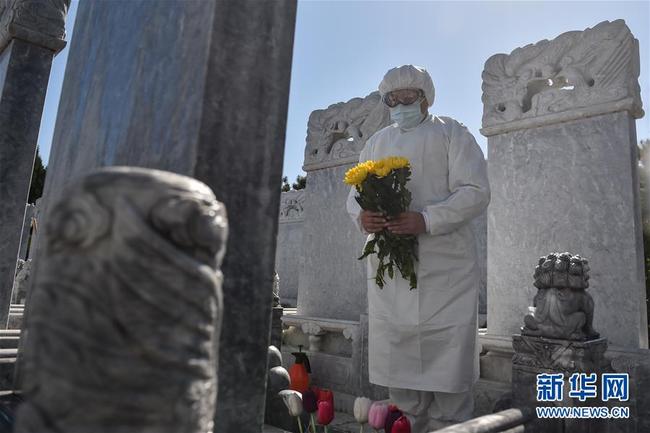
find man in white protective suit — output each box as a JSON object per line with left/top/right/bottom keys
{"left": 346, "top": 65, "right": 490, "bottom": 432}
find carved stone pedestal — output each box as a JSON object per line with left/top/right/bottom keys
{"left": 512, "top": 335, "right": 611, "bottom": 433}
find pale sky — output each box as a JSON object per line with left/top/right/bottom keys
{"left": 38, "top": 1, "right": 650, "bottom": 185}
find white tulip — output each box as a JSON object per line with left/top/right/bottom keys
{"left": 279, "top": 389, "right": 303, "bottom": 417}
{"left": 353, "top": 396, "right": 372, "bottom": 424}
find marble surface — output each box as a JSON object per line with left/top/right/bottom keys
{"left": 470, "top": 212, "right": 487, "bottom": 316}
{"left": 486, "top": 111, "right": 646, "bottom": 349}
{"left": 276, "top": 191, "right": 305, "bottom": 306}
{"left": 38, "top": 1, "right": 297, "bottom": 432}
{"left": 40, "top": 1, "right": 215, "bottom": 211}
{"left": 0, "top": 39, "right": 56, "bottom": 328}
{"left": 297, "top": 163, "right": 368, "bottom": 321}
{"left": 609, "top": 348, "right": 650, "bottom": 433}
{"left": 275, "top": 221, "right": 302, "bottom": 306}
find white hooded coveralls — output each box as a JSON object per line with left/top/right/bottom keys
{"left": 346, "top": 114, "right": 490, "bottom": 393}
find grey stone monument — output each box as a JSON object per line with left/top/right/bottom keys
{"left": 15, "top": 167, "right": 228, "bottom": 433}
{"left": 298, "top": 91, "right": 390, "bottom": 321}
{"left": 36, "top": 2, "right": 296, "bottom": 431}
{"left": 0, "top": 0, "right": 69, "bottom": 328}
{"left": 282, "top": 92, "right": 391, "bottom": 413}
{"left": 275, "top": 190, "right": 305, "bottom": 307}
{"left": 481, "top": 20, "right": 646, "bottom": 352}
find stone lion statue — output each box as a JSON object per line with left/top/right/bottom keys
{"left": 522, "top": 252, "right": 600, "bottom": 341}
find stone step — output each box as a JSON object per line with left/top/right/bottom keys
{"left": 0, "top": 330, "right": 19, "bottom": 336}
{"left": 9, "top": 305, "right": 24, "bottom": 314}
{"left": 0, "top": 356, "right": 16, "bottom": 391}
{"left": 7, "top": 314, "right": 22, "bottom": 330}
{"left": 0, "top": 349, "right": 17, "bottom": 359}
{"left": 0, "top": 337, "right": 19, "bottom": 349}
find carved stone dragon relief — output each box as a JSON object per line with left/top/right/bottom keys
{"left": 303, "top": 91, "right": 390, "bottom": 171}
{"left": 278, "top": 190, "right": 305, "bottom": 223}
{"left": 481, "top": 20, "right": 643, "bottom": 135}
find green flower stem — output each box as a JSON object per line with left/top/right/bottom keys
{"left": 360, "top": 424, "right": 364, "bottom": 433}
{"left": 297, "top": 416, "right": 304, "bottom": 433}
{"left": 310, "top": 414, "right": 317, "bottom": 433}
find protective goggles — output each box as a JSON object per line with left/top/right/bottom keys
{"left": 382, "top": 88, "right": 424, "bottom": 108}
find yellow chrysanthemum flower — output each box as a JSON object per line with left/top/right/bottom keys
{"left": 343, "top": 156, "right": 410, "bottom": 185}
{"left": 344, "top": 164, "right": 369, "bottom": 186}
{"left": 372, "top": 160, "right": 391, "bottom": 177}
{"left": 384, "top": 156, "right": 410, "bottom": 170}
{"left": 360, "top": 160, "right": 376, "bottom": 173}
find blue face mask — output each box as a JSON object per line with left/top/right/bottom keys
{"left": 389, "top": 99, "right": 425, "bottom": 130}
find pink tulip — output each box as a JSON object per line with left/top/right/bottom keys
{"left": 391, "top": 415, "right": 411, "bottom": 433}
{"left": 367, "top": 402, "right": 389, "bottom": 430}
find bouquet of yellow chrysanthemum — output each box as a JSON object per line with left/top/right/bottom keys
{"left": 344, "top": 156, "right": 418, "bottom": 289}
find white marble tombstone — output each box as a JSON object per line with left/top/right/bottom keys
{"left": 275, "top": 190, "right": 305, "bottom": 307}
{"left": 297, "top": 91, "right": 390, "bottom": 321}
{"left": 481, "top": 19, "right": 646, "bottom": 350}
{"left": 281, "top": 92, "right": 392, "bottom": 410}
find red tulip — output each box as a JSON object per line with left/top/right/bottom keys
{"left": 319, "top": 388, "right": 334, "bottom": 406}
{"left": 384, "top": 405, "right": 403, "bottom": 433}
{"left": 391, "top": 415, "right": 411, "bottom": 433}
{"left": 317, "top": 400, "right": 334, "bottom": 425}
